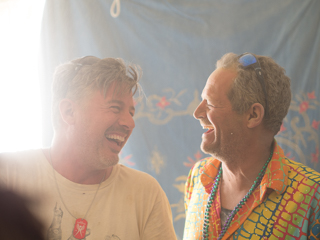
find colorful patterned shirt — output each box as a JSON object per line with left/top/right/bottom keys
{"left": 184, "top": 142, "right": 320, "bottom": 240}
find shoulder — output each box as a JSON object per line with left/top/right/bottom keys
{"left": 0, "top": 149, "right": 48, "bottom": 191}
{"left": 0, "top": 149, "right": 44, "bottom": 166}
{"left": 285, "top": 158, "right": 320, "bottom": 185}
{"left": 117, "top": 164, "right": 162, "bottom": 188}
{"left": 185, "top": 157, "right": 214, "bottom": 208}
{"left": 185, "top": 157, "right": 215, "bottom": 191}
{"left": 188, "top": 157, "right": 215, "bottom": 179}
{"left": 115, "top": 165, "right": 169, "bottom": 203}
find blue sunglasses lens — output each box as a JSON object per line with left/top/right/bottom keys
{"left": 239, "top": 54, "right": 257, "bottom": 67}
{"left": 238, "top": 52, "right": 268, "bottom": 116}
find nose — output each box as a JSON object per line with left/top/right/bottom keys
{"left": 119, "top": 112, "right": 135, "bottom": 130}
{"left": 193, "top": 100, "right": 206, "bottom": 120}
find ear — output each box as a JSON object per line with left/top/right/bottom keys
{"left": 246, "top": 103, "right": 265, "bottom": 129}
{"left": 59, "top": 99, "right": 76, "bottom": 126}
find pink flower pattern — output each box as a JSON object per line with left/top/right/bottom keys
{"left": 120, "top": 153, "right": 135, "bottom": 166}
{"left": 156, "top": 96, "right": 171, "bottom": 109}
{"left": 299, "top": 101, "right": 309, "bottom": 113}
{"left": 311, "top": 120, "right": 320, "bottom": 130}
{"left": 285, "top": 152, "right": 295, "bottom": 161}
{"left": 184, "top": 151, "right": 203, "bottom": 168}
{"left": 307, "top": 91, "right": 316, "bottom": 99}
{"left": 279, "top": 123, "right": 286, "bottom": 133}
{"left": 311, "top": 148, "right": 319, "bottom": 164}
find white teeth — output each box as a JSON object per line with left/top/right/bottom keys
{"left": 202, "top": 126, "right": 214, "bottom": 130}
{"left": 106, "top": 134, "right": 125, "bottom": 142}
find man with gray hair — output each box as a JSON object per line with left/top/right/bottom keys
{"left": 184, "top": 52, "right": 320, "bottom": 239}
{"left": 0, "top": 56, "right": 176, "bottom": 240}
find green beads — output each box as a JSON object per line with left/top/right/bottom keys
{"left": 202, "top": 147, "right": 274, "bottom": 240}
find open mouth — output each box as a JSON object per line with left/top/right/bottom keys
{"left": 202, "top": 125, "right": 214, "bottom": 134}
{"left": 105, "top": 134, "right": 125, "bottom": 146}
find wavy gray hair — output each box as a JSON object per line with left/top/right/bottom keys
{"left": 216, "top": 52, "right": 291, "bottom": 134}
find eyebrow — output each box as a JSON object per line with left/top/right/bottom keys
{"left": 107, "top": 100, "right": 135, "bottom": 112}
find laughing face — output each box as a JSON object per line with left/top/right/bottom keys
{"left": 71, "top": 84, "right": 135, "bottom": 170}
{"left": 194, "top": 68, "right": 247, "bottom": 161}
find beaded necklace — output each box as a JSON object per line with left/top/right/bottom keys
{"left": 202, "top": 150, "right": 273, "bottom": 240}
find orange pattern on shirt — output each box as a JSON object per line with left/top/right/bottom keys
{"left": 184, "top": 141, "right": 320, "bottom": 240}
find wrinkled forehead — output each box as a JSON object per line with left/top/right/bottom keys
{"left": 75, "top": 81, "right": 133, "bottom": 106}
{"left": 83, "top": 84, "right": 135, "bottom": 109}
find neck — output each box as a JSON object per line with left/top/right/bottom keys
{"left": 219, "top": 140, "right": 273, "bottom": 209}
{"left": 43, "top": 142, "right": 113, "bottom": 185}
{"left": 221, "top": 136, "right": 273, "bottom": 184}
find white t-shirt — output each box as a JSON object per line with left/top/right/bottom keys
{"left": 0, "top": 149, "right": 177, "bottom": 240}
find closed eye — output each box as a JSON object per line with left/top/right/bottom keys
{"left": 207, "top": 103, "right": 224, "bottom": 109}
{"left": 206, "top": 102, "right": 215, "bottom": 108}
{"left": 110, "top": 106, "right": 121, "bottom": 112}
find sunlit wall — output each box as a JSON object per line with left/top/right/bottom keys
{"left": 0, "top": 0, "right": 45, "bottom": 152}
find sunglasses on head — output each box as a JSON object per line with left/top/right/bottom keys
{"left": 238, "top": 53, "right": 268, "bottom": 116}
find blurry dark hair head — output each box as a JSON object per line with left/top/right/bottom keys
{"left": 0, "top": 188, "right": 45, "bottom": 240}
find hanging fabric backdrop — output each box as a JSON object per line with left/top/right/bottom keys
{"left": 39, "top": 0, "right": 320, "bottom": 238}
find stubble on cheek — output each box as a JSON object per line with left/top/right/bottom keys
{"left": 96, "top": 140, "right": 120, "bottom": 168}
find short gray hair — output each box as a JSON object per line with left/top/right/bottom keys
{"left": 216, "top": 52, "right": 291, "bottom": 134}
{"left": 52, "top": 56, "right": 141, "bottom": 130}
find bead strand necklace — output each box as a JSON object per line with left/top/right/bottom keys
{"left": 202, "top": 149, "right": 273, "bottom": 240}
